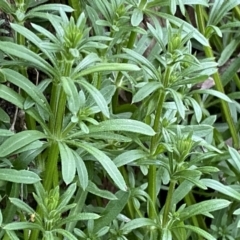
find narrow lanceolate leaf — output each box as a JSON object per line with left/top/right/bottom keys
{"left": 132, "top": 82, "right": 162, "bottom": 103}
{"left": 146, "top": 10, "right": 209, "bottom": 46}
{"left": 74, "top": 63, "right": 140, "bottom": 78}
{"left": 201, "top": 178, "right": 240, "bottom": 201}
{"left": 121, "top": 218, "right": 157, "bottom": 232}
{"left": 79, "top": 80, "right": 109, "bottom": 118}
{"left": 191, "top": 89, "right": 232, "bottom": 102}
{"left": 58, "top": 142, "right": 76, "bottom": 185}
{"left": 3, "top": 222, "right": 43, "bottom": 231}
{"left": 179, "top": 199, "right": 231, "bottom": 221}
{"left": 88, "top": 119, "right": 155, "bottom": 136}
{"left": 2, "top": 68, "right": 51, "bottom": 113}
{"left": 177, "top": 225, "right": 215, "bottom": 240}
{"left": 73, "top": 142, "right": 127, "bottom": 191}
{"left": 72, "top": 152, "right": 88, "bottom": 190}
{"left": 0, "top": 130, "right": 46, "bottom": 157}
{"left": 94, "top": 190, "right": 130, "bottom": 232}
{"left": 0, "top": 169, "right": 40, "bottom": 184}
{"left": 0, "top": 42, "right": 55, "bottom": 76}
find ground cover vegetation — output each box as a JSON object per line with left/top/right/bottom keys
{"left": 0, "top": 0, "right": 240, "bottom": 239}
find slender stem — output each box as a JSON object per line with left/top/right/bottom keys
{"left": 148, "top": 90, "right": 166, "bottom": 219}
{"left": 196, "top": 5, "right": 239, "bottom": 148}
{"left": 112, "top": 31, "right": 137, "bottom": 113}
{"left": 162, "top": 180, "right": 176, "bottom": 227}
{"left": 16, "top": 32, "right": 36, "bottom": 130}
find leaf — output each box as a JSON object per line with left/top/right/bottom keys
{"left": 132, "top": 82, "right": 162, "bottom": 103}
{"left": 0, "top": 129, "right": 14, "bottom": 137}
{"left": 52, "top": 229, "right": 78, "bottom": 240}
{"left": 79, "top": 80, "right": 109, "bottom": 118}
{"left": 147, "top": 10, "right": 209, "bottom": 46}
{"left": 167, "top": 88, "right": 185, "bottom": 119}
{"left": 3, "top": 222, "right": 43, "bottom": 231}
{"left": 186, "top": 97, "right": 202, "bottom": 123}
{"left": 94, "top": 190, "right": 130, "bottom": 232}
{"left": 2, "top": 68, "right": 51, "bottom": 114}
{"left": 176, "top": 225, "right": 215, "bottom": 240}
{"left": 0, "top": 130, "right": 46, "bottom": 157}
{"left": 201, "top": 178, "right": 240, "bottom": 201}
{"left": 191, "top": 89, "right": 232, "bottom": 102}
{"left": 0, "top": 169, "right": 41, "bottom": 184}
{"left": 58, "top": 142, "right": 76, "bottom": 185}
{"left": 74, "top": 63, "right": 140, "bottom": 78}
{"left": 0, "top": 84, "right": 24, "bottom": 109}
{"left": 179, "top": 199, "right": 231, "bottom": 221}
{"left": 222, "top": 57, "right": 240, "bottom": 86}
{"left": 0, "top": 42, "right": 55, "bottom": 76}
{"left": 113, "top": 149, "right": 149, "bottom": 167}
{"left": 72, "top": 151, "right": 88, "bottom": 190}
{"left": 87, "top": 181, "right": 117, "bottom": 200}
{"left": 73, "top": 142, "right": 127, "bottom": 191}
{"left": 218, "top": 38, "right": 240, "bottom": 66}
{"left": 58, "top": 183, "right": 77, "bottom": 209}
{"left": 228, "top": 146, "right": 240, "bottom": 173}
{"left": 121, "top": 218, "right": 156, "bottom": 232}
{"left": 9, "top": 198, "right": 35, "bottom": 215}
{"left": 61, "top": 77, "right": 80, "bottom": 116}
{"left": 88, "top": 119, "right": 155, "bottom": 136}
{"left": 131, "top": 8, "right": 143, "bottom": 26}
{"left": 0, "top": 107, "right": 10, "bottom": 123}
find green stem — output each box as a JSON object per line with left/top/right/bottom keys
{"left": 112, "top": 31, "right": 137, "bottom": 113}
{"left": 196, "top": 5, "right": 239, "bottom": 148}
{"left": 16, "top": 31, "right": 36, "bottom": 130}
{"left": 148, "top": 90, "right": 166, "bottom": 219}
{"left": 162, "top": 180, "right": 176, "bottom": 227}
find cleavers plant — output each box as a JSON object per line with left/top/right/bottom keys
{"left": 0, "top": 0, "right": 240, "bottom": 239}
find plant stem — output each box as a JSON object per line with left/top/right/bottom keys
{"left": 162, "top": 180, "right": 175, "bottom": 227}
{"left": 112, "top": 31, "right": 137, "bottom": 113}
{"left": 196, "top": 5, "right": 239, "bottom": 148}
{"left": 148, "top": 90, "right": 165, "bottom": 219}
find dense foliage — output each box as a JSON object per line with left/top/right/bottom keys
{"left": 0, "top": 0, "right": 240, "bottom": 239}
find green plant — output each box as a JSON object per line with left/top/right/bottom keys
{"left": 0, "top": 0, "right": 240, "bottom": 239}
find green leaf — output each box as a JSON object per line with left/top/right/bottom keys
{"left": 74, "top": 63, "right": 140, "bottom": 78}
{"left": 0, "top": 84, "right": 24, "bottom": 109}
{"left": 201, "top": 178, "right": 240, "bottom": 201}
{"left": 87, "top": 181, "right": 117, "bottom": 200}
{"left": 121, "top": 218, "right": 156, "bottom": 232}
{"left": 147, "top": 10, "right": 209, "bottom": 46}
{"left": 88, "top": 119, "right": 155, "bottom": 136}
{"left": 3, "top": 222, "right": 43, "bottom": 231}
{"left": 72, "top": 151, "right": 88, "bottom": 190}
{"left": 131, "top": 8, "right": 143, "bottom": 26}
{"left": 73, "top": 142, "right": 127, "bottom": 191}
{"left": 5, "top": 230, "right": 20, "bottom": 240}
{"left": 0, "top": 169, "right": 41, "bottom": 184}
{"left": 222, "top": 57, "right": 240, "bottom": 86}
{"left": 177, "top": 225, "right": 215, "bottom": 240}
{"left": 0, "top": 129, "right": 14, "bottom": 137}
{"left": 9, "top": 198, "right": 35, "bottom": 215}
{"left": 1, "top": 68, "right": 51, "bottom": 114}
{"left": 179, "top": 199, "right": 231, "bottom": 221}
{"left": 0, "top": 42, "right": 56, "bottom": 76}
{"left": 0, "top": 107, "right": 10, "bottom": 123}
{"left": 94, "top": 190, "right": 130, "bottom": 232}
{"left": 79, "top": 80, "right": 109, "bottom": 118}
{"left": 61, "top": 77, "right": 80, "bottom": 116}
{"left": 132, "top": 82, "right": 162, "bottom": 103}
{"left": 228, "top": 146, "right": 240, "bottom": 173}
{"left": 58, "top": 183, "right": 77, "bottom": 209}
{"left": 113, "top": 149, "right": 149, "bottom": 167}
{"left": 52, "top": 229, "right": 78, "bottom": 240}
{"left": 0, "top": 130, "right": 46, "bottom": 157}
{"left": 191, "top": 89, "right": 232, "bottom": 102}
{"left": 0, "top": 209, "right": 2, "bottom": 226}
{"left": 167, "top": 88, "right": 185, "bottom": 119}
{"left": 218, "top": 38, "right": 240, "bottom": 66}
{"left": 58, "top": 142, "right": 76, "bottom": 185}
{"left": 186, "top": 97, "right": 202, "bottom": 123}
